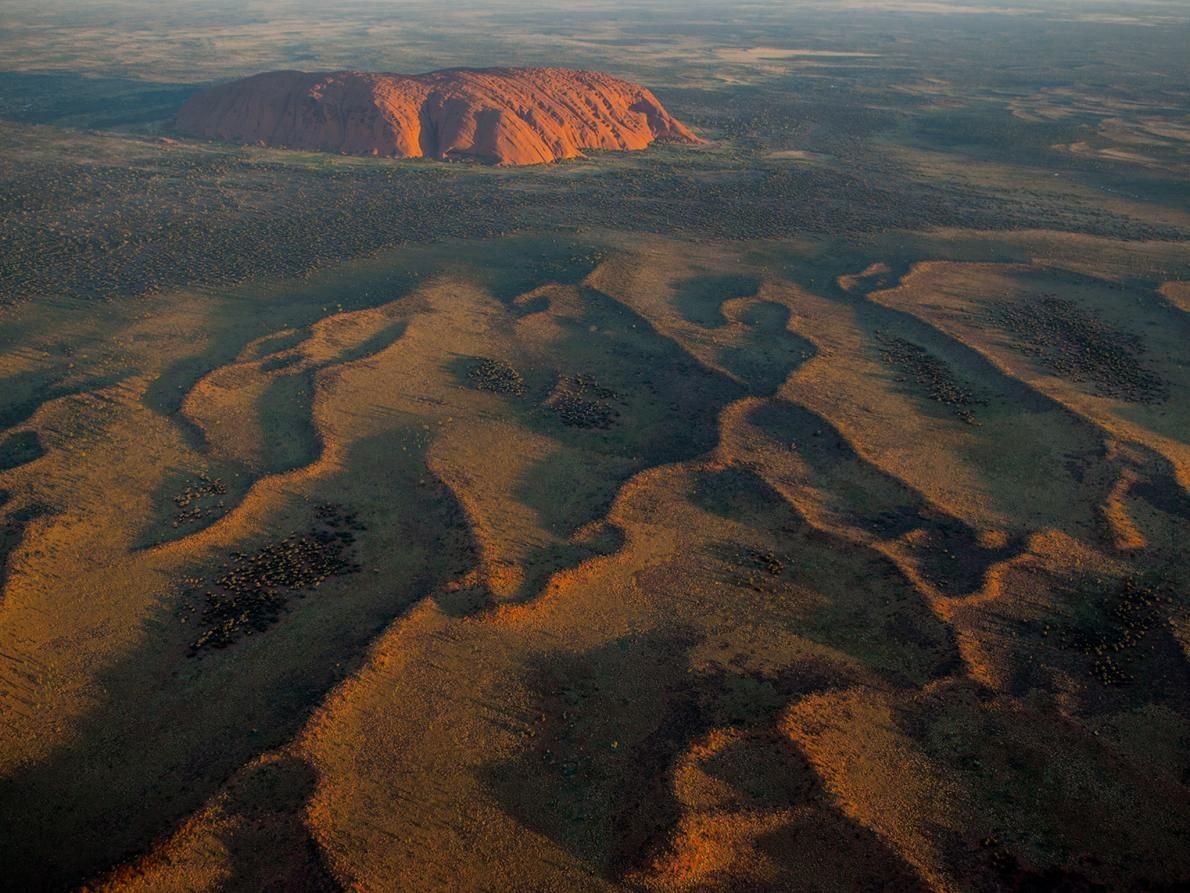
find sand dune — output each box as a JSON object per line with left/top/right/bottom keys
{"left": 3, "top": 1, "right": 1189, "bottom": 886}
{"left": 1, "top": 234, "right": 1187, "bottom": 891}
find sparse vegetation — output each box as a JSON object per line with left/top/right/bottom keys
{"left": 993, "top": 295, "right": 1169, "bottom": 403}
{"left": 1, "top": 2, "right": 1188, "bottom": 891}
{"left": 880, "top": 336, "right": 985, "bottom": 423}
{"left": 546, "top": 373, "right": 620, "bottom": 429}
{"left": 181, "top": 503, "right": 364, "bottom": 654}
{"left": 466, "top": 357, "right": 526, "bottom": 396}
{"left": 1059, "top": 575, "right": 1176, "bottom": 687}
{"left": 171, "top": 472, "right": 227, "bottom": 528}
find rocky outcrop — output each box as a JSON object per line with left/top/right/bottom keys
{"left": 175, "top": 68, "right": 702, "bottom": 165}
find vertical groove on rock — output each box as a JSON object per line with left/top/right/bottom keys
{"left": 175, "top": 67, "right": 703, "bottom": 165}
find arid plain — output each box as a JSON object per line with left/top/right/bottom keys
{"left": 1, "top": 1, "right": 1189, "bottom": 890}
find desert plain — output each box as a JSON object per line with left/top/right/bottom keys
{"left": 0, "top": 1, "right": 1189, "bottom": 891}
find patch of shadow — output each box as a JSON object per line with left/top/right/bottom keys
{"left": 257, "top": 370, "right": 322, "bottom": 474}
{"left": 717, "top": 300, "right": 816, "bottom": 395}
{"left": 215, "top": 756, "right": 343, "bottom": 893}
{"left": 673, "top": 273, "right": 762, "bottom": 328}
{"left": 1131, "top": 472, "right": 1190, "bottom": 523}
{"left": 143, "top": 353, "right": 222, "bottom": 452}
{"left": 181, "top": 503, "right": 364, "bottom": 655}
{"left": 1062, "top": 446, "right": 1108, "bottom": 486}
{"left": 0, "top": 72, "right": 197, "bottom": 128}
{"left": 962, "top": 834, "right": 1190, "bottom": 893}
{"left": 249, "top": 329, "right": 310, "bottom": 361}
{"left": 691, "top": 463, "right": 788, "bottom": 521}
{"left": 482, "top": 631, "right": 924, "bottom": 884}
{"left": 0, "top": 503, "right": 51, "bottom": 599}
{"left": 326, "top": 319, "right": 407, "bottom": 367}
{"left": 747, "top": 400, "right": 1025, "bottom": 597}
{"left": 974, "top": 845, "right": 1112, "bottom": 893}
{"left": 0, "top": 430, "right": 44, "bottom": 471}
{"left": 134, "top": 464, "right": 251, "bottom": 550}
{"left": 0, "top": 428, "right": 478, "bottom": 891}
{"left": 480, "top": 630, "right": 702, "bottom": 877}
{"left": 746, "top": 748, "right": 933, "bottom": 892}
{"left": 471, "top": 240, "right": 608, "bottom": 305}
{"left": 879, "top": 335, "right": 986, "bottom": 424}
{"left": 511, "top": 292, "right": 551, "bottom": 318}
{"left": 425, "top": 487, "right": 485, "bottom": 619}
{"left": 910, "top": 514, "right": 1026, "bottom": 597}
{"left": 1055, "top": 573, "right": 1183, "bottom": 691}
{"left": 482, "top": 630, "right": 696, "bottom": 876}
{"left": 431, "top": 580, "right": 493, "bottom": 619}
{"left": 762, "top": 248, "right": 909, "bottom": 301}
{"left": 864, "top": 505, "right": 928, "bottom": 539}
{"left": 573, "top": 519, "right": 626, "bottom": 558}
{"left": 253, "top": 319, "right": 406, "bottom": 476}
{"left": 505, "top": 446, "right": 628, "bottom": 586}
{"left": 0, "top": 367, "right": 132, "bottom": 433}
{"left": 914, "top": 677, "right": 1190, "bottom": 887}
{"left": 545, "top": 373, "right": 621, "bottom": 429}
{"left": 548, "top": 286, "right": 743, "bottom": 465}
{"left": 992, "top": 295, "right": 1168, "bottom": 404}
{"left": 254, "top": 319, "right": 404, "bottom": 476}
{"left": 259, "top": 353, "right": 303, "bottom": 373}
{"left": 505, "top": 535, "right": 624, "bottom": 606}
{"left": 691, "top": 464, "right": 961, "bottom": 686}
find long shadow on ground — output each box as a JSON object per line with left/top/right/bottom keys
{"left": 0, "top": 427, "right": 478, "bottom": 891}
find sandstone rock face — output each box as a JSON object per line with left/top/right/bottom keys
{"left": 175, "top": 68, "right": 702, "bottom": 165}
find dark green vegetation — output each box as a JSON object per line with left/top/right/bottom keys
{"left": 547, "top": 373, "right": 621, "bottom": 429}
{"left": 880, "top": 336, "right": 985, "bottom": 424}
{"left": 1059, "top": 575, "right": 1178, "bottom": 688}
{"left": 466, "top": 357, "right": 526, "bottom": 396}
{"left": 1, "top": 120, "right": 1179, "bottom": 309}
{"left": 3, "top": 2, "right": 1190, "bottom": 309}
{"left": 171, "top": 472, "right": 227, "bottom": 528}
{"left": 993, "top": 296, "right": 1169, "bottom": 403}
{"left": 182, "top": 503, "right": 365, "bottom": 654}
